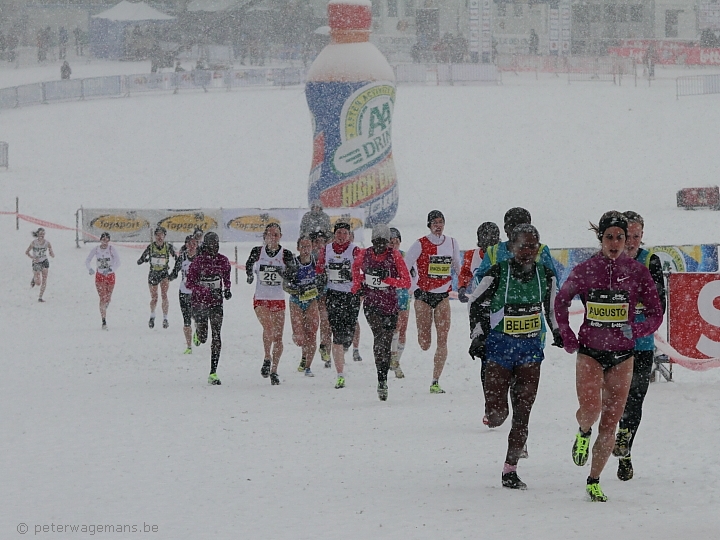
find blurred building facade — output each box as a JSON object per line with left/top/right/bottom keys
{"left": 0, "top": 0, "right": 716, "bottom": 61}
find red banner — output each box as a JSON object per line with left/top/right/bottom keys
{"left": 668, "top": 273, "right": 720, "bottom": 359}
{"left": 608, "top": 44, "right": 720, "bottom": 65}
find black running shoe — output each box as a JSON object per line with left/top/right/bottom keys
{"left": 270, "top": 372, "right": 280, "bottom": 385}
{"left": 162, "top": 319, "right": 169, "bottom": 329}
{"left": 148, "top": 317, "right": 155, "bottom": 329}
{"left": 261, "top": 359, "right": 271, "bottom": 378}
{"left": 617, "top": 456, "right": 634, "bottom": 481}
{"left": 377, "top": 381, "right": 388, "bottom": 401}
{"left": 502, "top": 471, "right": 527, "bottom": 490}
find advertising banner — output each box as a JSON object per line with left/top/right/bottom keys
{"left": 82, "top": 208, "right": 221, "bottom": 243}
{"left": 481, "top": 0, "right": 492, "bottom": 63}
{"left": 468, "top": 0, "right": 480, "bottom": 57}
{"left": 221, "top": 207, "right": 367, "bottom": 244}
{"left": 548, "top": 8, "right": 559, "bottom": 54}
{"left": 559, "top": 2, "right": 571, "bottom": 55}
{"left": 549, "top": 244, "right": 718, "bottom": 285}
{"left": 668, "top": 273, "right": 720, "bottom": 359}
{"left": 608, "top": 43, "right": 720, "bottom": 66}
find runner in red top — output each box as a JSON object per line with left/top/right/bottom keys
{"left": 404, "top": 210, "right": 461, "bottom": 394}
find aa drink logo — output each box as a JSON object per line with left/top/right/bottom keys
{"left": 332, "top": 82, "right": 395, "bottom": 177}
{"left": 668, "top": 273, "right": 720, "bottom": 358}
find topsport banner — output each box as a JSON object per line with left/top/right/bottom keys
{"left": 81, "top": 208, "right": 221, "bottom": 243}
{"left": 549, "top": 245, "right": 718, "bottom": 285}
{"left": 220, "top": 207, "right": 367, "bottom": 244}
{"left": 83, "top": 207, "right": 367, "bottom": 244}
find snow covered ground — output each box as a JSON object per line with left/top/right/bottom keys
{"left": 2, "top": 63, "right": 720, "bottom": 539}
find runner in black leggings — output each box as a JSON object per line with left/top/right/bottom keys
{"left": 186, "top": 232, "right": 232, "bottom": 385}
{"left": 351, "top": 224, "right": 411, "bottom": 401}
{"left": 612, "top": 211, "right": 666, "bottom": 481}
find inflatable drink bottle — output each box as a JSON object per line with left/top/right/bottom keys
{"left": 305, "top": 0, "right": 398, "bottom": 226}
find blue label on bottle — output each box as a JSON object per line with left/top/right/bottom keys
{"left": 306, "top": 80, "right": 398, "bottom": 226}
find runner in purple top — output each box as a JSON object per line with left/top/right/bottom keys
{"left": 554, "top": 211, "right": 662, "bottom": 502}
{"left": 351, "top": 224, "right": 411, "bottom": 401}
{"left": 186, "top": 232, "right": 232, "bottom": 386}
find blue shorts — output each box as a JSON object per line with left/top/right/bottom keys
{"left": 485, "top": 331, "right": 544, "bottom": 370}
{"left": 290, "top": 294, "right": 314, "bottom": 312}
{"left": 397, "top": 288, "right": 410, "bottom": 311}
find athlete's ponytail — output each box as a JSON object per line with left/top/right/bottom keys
{"left": 32, "top": 227, "right": 45, "bottom": 238}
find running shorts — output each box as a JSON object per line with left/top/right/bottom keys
{"left": 253, "top": 298, "right": 286, "bottom": 312}
{"left": 290, "top": 294, "right": 315, "bottom": 312}
{"left": 485, "top": 331, "right": 544, "bottom": 370}
{"left": 325, "top": 289, "right": 361, "bottom": 348}
{"left": 148, "top": 270, "right": 169, "bottom": 286}
{"left": 180, "top": 292, "right": 193, "bottom": 327}
{"left": 414, "top": 289, "right": 449, "bottom": 309}
{"left": 579, "top": 345, "right": 633, "bottom": 372}
{"left": 32, "top": 259, "right": 50, "bottom": 272}
{"left": 95, "top": 272, "right": 116, "bottom": 286}
{"left": 397, "top": 288, "right": 410, "bottom": 311}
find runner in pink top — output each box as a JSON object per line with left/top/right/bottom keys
{"left": 554, "top": 211, "right": 662, "bottom": 502}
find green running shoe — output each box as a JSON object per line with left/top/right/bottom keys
{"left": 617, "top": 456, "right": 634, "bottom": 481}
{"left": 377, "top": 381, "right": 388, "bottom": 401}
{"left": 430, "top": 382, "right": 445, "bottom": 394}
{"left": 297, "top": 357, "right": 306, "bottom": 372}
{"left": 572, "top": 429, "right": 591, "bottom": 466}
{"left": 612, "top": 427, "right": 632, "bottom": 457}
{"left": 183, "top": 347, "right": 192, "bottom": 355}
{"left": 208, "top": 373, "right": 221, "bottom": 385}
{"left": 586, "top": 481, "right": 607, "bottom": 502}
{"left": 335, "top": 376, "right": 345, "bottom": 389}
{"left": 193, "top": 332, "right": 201, "bottom": 346}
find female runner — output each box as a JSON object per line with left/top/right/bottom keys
{"left": 388, "top": 227, "right": 411, "bottom": 378}
{"left": 555, "top": 211, "right": 663, "bottom": 502}
{"left": 26, "top": 228, "right": 55, "bottom": 302}
{"left": 612, "top": 211, "right": 666, "bottom": 481}
{"left": 85, "top": 232, "right": 120, "bottom": 329}
{"left": 137, "top": 226, "right": 177, "bottom": 329}
{"left": 404, "top": 210, "right": 461, "bottom": 393}
{"left": 186, "top": 232, "right": 231, "bottom": 385}
{"left": 351, "top": 224, "right": 411, "bottom": 401}
{"left": 286, "top": 236, "right": 321, "bottom": 377}
{"left": 245, "top": 223, "right": 294, "bottom": 385}
{"left": 170, "top": 235, "right": 200, "bottom": 354}
{"left": 470, "top": 224, "right": 559, "bottom": 489}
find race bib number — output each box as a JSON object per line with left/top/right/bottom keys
{"left": 365, "top": 271, "right": 389, "bottom": 289}
{"left": 151, "top": 256, "right": 167, "bottom": 268}
{"left": 97, "top": 257, "right": 111, "bottom": 270}
{"left": 34, "top": 247, "right": 47, "bottom": 258}
{"left": 586, "top": 289, "right": 630, "bottom": 328}
{"left": 299, "top": 287, "right": 318, "bottom": 302}
{"left": 328, "top": 261, "right": 351, "bottom": 283}
{"left": 503, "top": 303, "right": 542, "bottom": 338}
{"left": 259, "top": 265, "right": 282, "bottom": 286}
{"left": 200, "top": 277, "right": 222, "bottom": 289}
{"left": 428, "top": 255, "right": 452, "bottom": 279}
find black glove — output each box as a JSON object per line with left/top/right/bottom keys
{"left": 552, "top": 328, "right": 564, "bottom": 349}
{"left": 224, "top": 289, "right": 232, "bottom": 300}
{"left": 457, "top": 287, "right": 469, "bottom": 303}
{"left": 246, "top": 274, "right": 254, "bottom": 284}
{"left": 168, "top": 272, "right": 177, "bottom": 282}
{"left": 137, "top": 258, "right": 144, "bottom": 265}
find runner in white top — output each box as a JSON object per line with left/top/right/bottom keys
{"left": 85, "top": 232, "right": 120, "bottom": 329}
{"left": 25, "top": 228, "right": 55, "bottom": 302}
{"left": 245, "top": 223, "right": 295, "bottom": 385}
{"left": 404, "top": 210, "right": 461, "bottom": 393}
{"left": 169, "top": 235, "right": 199, "bottom": 353}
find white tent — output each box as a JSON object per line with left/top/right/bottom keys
{"left": 92, "top": 1, "right": 175, "bottom": 22}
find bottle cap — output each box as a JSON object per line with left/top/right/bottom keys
{"left": 328, "top": 0, "right": 372, "bottom": 31}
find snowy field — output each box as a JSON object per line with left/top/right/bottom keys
{"left": 2, "top": 63, "right": 720, "bottom": 539}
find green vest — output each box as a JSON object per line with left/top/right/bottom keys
{"left": 149, "top": 243, "right": 171, "bottom": 272}
{"left": 489, "top": 261, "right": 546, "bottom": 339}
